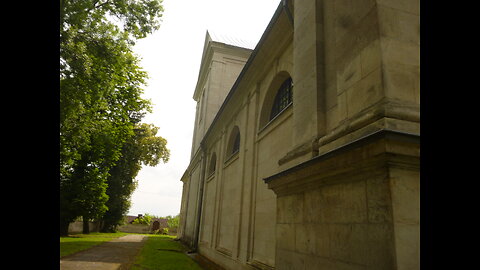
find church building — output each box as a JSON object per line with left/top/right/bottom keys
{"left": 178, "top": 0, "right": 419, "bottom": 269}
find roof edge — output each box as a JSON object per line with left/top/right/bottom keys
{"left": 198, "top": 1, "right": 285, "bottom": 144}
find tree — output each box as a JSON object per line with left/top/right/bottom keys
{"left": 165, "top": 214, "right": 180, "bottom": 230}
{"left": 131, "top": 213, "right": 155, "bottom": 225}
{"left": 101, "top": 123, "right": 170, "bottom": 232}
{"left": 60, "top": 0, "right": 164, "bottom": 236}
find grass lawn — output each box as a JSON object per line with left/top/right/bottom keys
{"left": 131, "top": 235, "right": 203, "bottom": 270}
{"left": 60, "top": 232, "right": 129, "bottom": 258}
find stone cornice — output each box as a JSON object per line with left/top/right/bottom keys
{"left": 263, "top": 129, "right": 419, "bottom": 196}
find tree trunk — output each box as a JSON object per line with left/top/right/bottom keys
{"left": 100, "top": 220, "right": 113, "bottom": 233}
{"left": 83, "top": 216, "right": 90, "bottom": 234}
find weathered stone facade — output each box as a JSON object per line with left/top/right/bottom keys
{"left": 179, "top": 1, "right": 419, "bottom": 269}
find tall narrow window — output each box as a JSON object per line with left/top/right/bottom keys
{"left": 269, "top": 77, "right": 293, "bottom": 121}
{"left": 232, "top": 133, "right": 240, "bottom": 154}
{"left": 208, "top": 153, "right": 216, "bottom": 176}
{"left": 226, "top": 126, "right": 240, "bottom": 159}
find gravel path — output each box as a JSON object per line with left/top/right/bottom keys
{"left": 60, "top": 234, "right": 147, "bottom": 270}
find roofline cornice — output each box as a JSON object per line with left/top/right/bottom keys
{"left": 197, "top": 1, "right": 287, "bottom": 145}
{"left": 193, "top": 33, "right": 253, "bottom": 101}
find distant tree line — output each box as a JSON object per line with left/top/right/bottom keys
{"left": 60, "top": 0, "right": 168, "bottom": 236}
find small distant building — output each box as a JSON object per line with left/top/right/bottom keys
{"left": 151, "top": 218, "right": 168, "bottom": 231}
{"left": 124, "top": 214, "right": 142, "bottom": 224}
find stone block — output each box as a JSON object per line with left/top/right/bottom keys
{"left": 313, "top": 224, "right": 330, "bottom": 258}
{"left": 360, "top": 39, "right": 382, "bottom": 78}
{"left": 389, "top": 168, "right": 420, "bottom": 224}
{"left": 276, "top": 224, "right": 296, "bottom": 251}
{"left": 337, "top": 91, "right": 348, "bottom": 123}
{"left": 377, "top": 0, "right": 419, "bottom": 16}
{"left": 276, "top": 249, "right": 306, "bottom": 270}
{"left": 346, "top": 67, "right": 384, "bottom": 117}
{"left": 325, "top": 74, "right": 338, "bottom": 111}
{"left": 334, "top": 0, "right": 377, "bottom": 41}
{"left": 320, "top": 181, "right": 368, "bottom": 224}
{"left": 325, "top": 105, "right": 340, "bottom": 132}
{"left": 329, "top": 224, "right": 369, "bottom": 265}
{"left": 277, "top": 193, "right": 304, "bottom": 224}
{"left": 295, "top": 224, "right": 316, "bottom": 254}
{"left": 335, "top": 4, "right": 380, "bottom": 71}
{"left": 377, "top": 5, "right": 420, "bottom": 44}
{"left": 380, "top": 38, "right": 419, "bottom": 69}
{"left": 394, "top": 223, "right": 419, "bottom": 270}
{"left": 337, "top": 53, "right": 362, "bottom": 93}
{"left": 303, "top": 188, "right": 324, "bottom": 224}
{"left": 366, "top": 175, "right": 392, "bottom": 223}
{"left": 366, "top": 223, "right": 395, "bottom": 269}
{"left": 383, "top": 66, "right": 418, "bottom": 105}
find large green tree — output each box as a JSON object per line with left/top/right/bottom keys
{"left": 101, "top": 123, "right": 170, "bottom": 232}
{"left": 60, "top": 0, "right": 164, "bottom": 236}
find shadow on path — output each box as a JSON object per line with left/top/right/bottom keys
{"left": 60, "top": 234, "right": 147, "bottom": 270}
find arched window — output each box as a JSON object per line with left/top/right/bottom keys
{"left": 259, "top": 73, "right": 294, "bottom": 129}
{"left": 232, "top": 133, "right": 240, "bottom": 153}
{"left": 208, "top": 153, "right": 216, "bottom": 176}
{"left": 226, "top": 126, "right": 240, "bottom": 158}
{"left": 270, "top": 77, "right": 293, "bottom": 121}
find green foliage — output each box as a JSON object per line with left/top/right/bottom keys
{"left": 132, "top": 213, "right": 154, "bottom": 225}
{"left": 101, "top": 124, "right": 170, "bottom": 232}
{"left": 164, "top": 214, "right": 180, "bottom": 230}
{"left": 60, "top": 0, "right": 165, "bottom": 236}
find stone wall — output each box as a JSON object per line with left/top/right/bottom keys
{"left": 68, "top": 221, "right": 101, "bottom": 234}
{"left": 179, "top": 0, "right": 419, "bottom": 269}
{"left": 267, "top": 131, "right": 419, "bottom": 270}
{"left": 117, "top": 224, "right": 151, "bottom": 234}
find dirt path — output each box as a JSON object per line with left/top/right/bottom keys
{"left": 60, "top": 234, "right": 147, "bottom": 270}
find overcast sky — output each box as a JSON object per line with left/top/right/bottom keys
{"left": 127, "top": 0, "right": 281, "bottom": 217}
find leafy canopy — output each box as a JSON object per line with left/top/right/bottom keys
{"left": 59, "top": 0, "right": 165, "bottom": 235}
{"left": 101, "top": 123, "right": 170, "bottom": 232}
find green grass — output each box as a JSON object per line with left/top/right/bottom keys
{"left": 60, "top": 232, "right": 129, "bottom": 258}
{"left": 131, "top": 235, "right": 203, "bottom": 270}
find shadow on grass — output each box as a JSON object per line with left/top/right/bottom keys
{"left": 60, "top": 241, "right": 101, "bottom": 258}
{"left": 60, "top": 234, "right": 147, "bottom": 267}
{"left": 131, "top": 235, "right": 204, "bottom": 270}
{"left": 60, "top": 232, "right": 130, "bottom": 257}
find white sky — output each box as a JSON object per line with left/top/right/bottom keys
{"left": 128, "top": 0, "right": 281, "bottom": 217}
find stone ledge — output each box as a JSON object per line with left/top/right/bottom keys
{"left": 264, "top": 129, "right": 419, "bottom": 196}
{"left": 247, "top": 260, "right": 275, "bottom": 270}
{"left": 277, "top": 99, "right": 419, "bottom": 166}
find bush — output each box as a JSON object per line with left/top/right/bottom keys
{"left": 153, "top": 228, "right": 168, "bottom": 235}
{"left": 132, "top": 213, "right": 154, "bottom": 225}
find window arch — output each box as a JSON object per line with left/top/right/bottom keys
{"left": 270, "top": 77, "right": 293, "bottom": 120}
{"left": 259, "top": 72, "right": 293, "bottom": 129}
{"left": 208, "top": 152, "right": 216, "bottom": 176}
{"left": 226, "top": 126, "right": 240, "bottom": 158}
